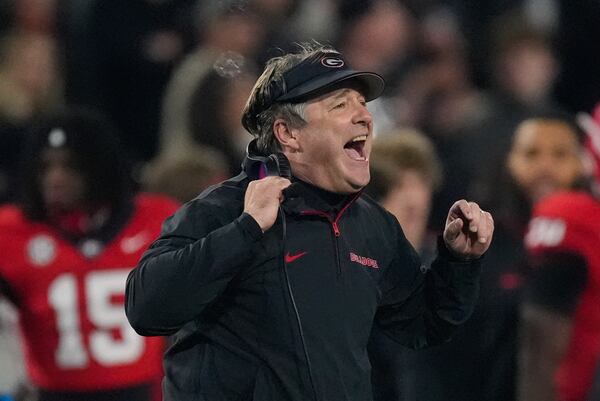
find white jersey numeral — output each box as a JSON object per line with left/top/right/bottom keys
{"left": 48, "top": 270, "right": 144, "bottom": 369}
{"left": 48, "top": 274, "right": 88, "bottom": 368}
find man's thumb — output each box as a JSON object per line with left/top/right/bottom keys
{"left": 445, "top": 218, "right": 463, "bottom": 241}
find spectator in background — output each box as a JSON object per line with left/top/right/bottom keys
{"left": 365, "top": 129, "right": 442, "bottom": 252}
{"left": 160, "top": 67, "right": 258, "bottom": 175}
{"left": 0, "top": 31, "right": 62, "bottom": 124}
{"left": 187, "top": 69, "right": 258, "bottom": 174}
{"left": 468, "top": 13, "right": 564, "bottom": 228}
{"left": 0, "top": 30, "right": 63, "bottom": 203}
{"left": 364, "top": 129, "right": 442, "bottom": 401}
{"left": 142, "top": 144, "right": 229, "bottom": 204}
{"left": 401, "top": 113, "right": 586, "bottom": 401}
{"left": 444, "top": 0, "right": 557, "bottom": 90}
{"left": 489, "top": 13, "right": 559, "bottom": 112}
{"left": 489, "top": 113, "right": 585, "bottom": 401}
{"left": 59, "top": 0, "right": 197, "bottom": 163}
{"left": 158, "top": 2, "right": 263, "bottom": 174}
{"left": 520, "top": 109, "right": 600, "bottom": 401}
{"left": 0, "top": 108, "right": 179, "bottom": 401}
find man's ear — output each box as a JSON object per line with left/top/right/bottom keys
{"left": 273, "top": 119, "right": 300, "bottom": 151}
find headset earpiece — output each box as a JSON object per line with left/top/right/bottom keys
{"left": 271, "top": 153, "right": 292, "bottom": 179}
{"left": 243, "top": 140, "right": 292, "bottom": 180}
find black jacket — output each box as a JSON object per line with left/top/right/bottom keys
{"left": 125, "top": 172, "right": 481, "bottom": 401}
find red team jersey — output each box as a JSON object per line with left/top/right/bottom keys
{"left": 0, "top": 194, "right": 178, "bottom": 392}
{"left": 525, "top": 191, "right": 600, "bottom": 401}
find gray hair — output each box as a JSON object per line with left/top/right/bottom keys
{"left": 242, "top": 42, "right": 340, "bottom": 154}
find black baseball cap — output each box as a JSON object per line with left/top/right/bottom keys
{"left": 242, "top": 52, "right": 385, "bottom": 133}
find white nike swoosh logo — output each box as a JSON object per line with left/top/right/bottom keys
{"left": 120, "top": 231, "right": 150, "bottom": 254}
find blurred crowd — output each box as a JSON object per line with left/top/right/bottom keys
{"left": 1, "top": 0, "right": 600, "bottom": 400}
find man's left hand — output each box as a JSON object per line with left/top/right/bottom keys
{"left": 443, "top": 199, "right": 494, "bottom": 259}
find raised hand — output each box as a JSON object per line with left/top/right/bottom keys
{"left": 443, "top": 199, "right": 494, "bottom": 259}
{"left": 244, "top": 176, "right": 292, "bottom": 232}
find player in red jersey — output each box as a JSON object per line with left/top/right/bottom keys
{"left": 0, "top": 109, "right": 179, "bottom": 401}
{"left": 521, "top": 108, "right": 600, "bottom": 401}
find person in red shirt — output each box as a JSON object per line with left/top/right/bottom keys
{"left": 520, "top": 108, "right": 600, "bottom": 401}
{"left": 0, "top": 108, "right": 179, "bottom": 401}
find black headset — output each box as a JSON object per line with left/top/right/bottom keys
{"left": 243, "top": 139, "right": 292, "bottom": 180}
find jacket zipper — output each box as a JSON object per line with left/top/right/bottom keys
{"left": 299, "top": 210, "right": 342, "bottom": 276}
{"left": 299, "top": 192, "right": 361, "bottom": 277}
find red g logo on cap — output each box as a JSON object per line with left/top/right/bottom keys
{"left": 321, "top": 57, "right": 344, "bottom": 68}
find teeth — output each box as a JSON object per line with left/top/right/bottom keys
{"left": 352, "top": 135, "right": 367, "bottom": 142}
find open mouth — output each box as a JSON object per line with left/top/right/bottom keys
{"left": 343, "top": 135, "right": 368, "bottom": 161}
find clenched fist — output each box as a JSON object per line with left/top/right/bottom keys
{"left": 244, "top": 176, "right": 292, "bottom": 232}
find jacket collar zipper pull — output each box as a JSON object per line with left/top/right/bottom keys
{"left": 332, "top": 221, "right": 341, "bottom": 237}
